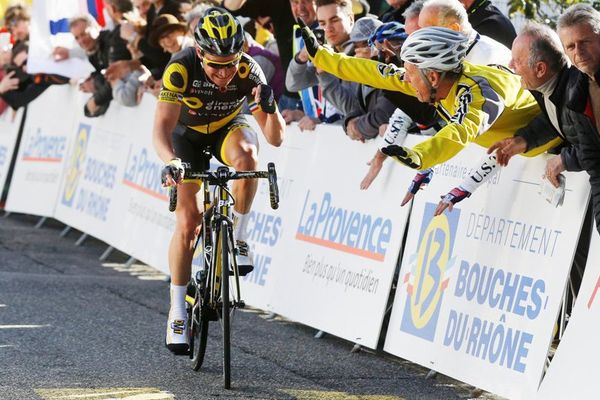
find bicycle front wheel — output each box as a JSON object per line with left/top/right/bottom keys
{"left": 219, "top": 221, "right": 231, "bottom": 389}
{"left": 190, "top": 293, "right": 209, "bottom": 371}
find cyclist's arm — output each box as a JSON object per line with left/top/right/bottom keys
{"left": 252, "top": 103, "right": 285, "bottom": 147}
{"left": 153, "top": 101, "right": 181, "bottom": 163}
{"left": 311, "top": 46, "right": 417, "bottom": 95}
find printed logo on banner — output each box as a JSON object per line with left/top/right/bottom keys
{"left": 62, "top": 124, "right": 91, "bottom": 207}
{"left": 122, "top": 146, "right": 168, "bottom": 201}
{"left": 400, "top": 203, "right": 460, "bottom": 341}
{"left": 295, "top": 190, "right": 393, "bottom": 261}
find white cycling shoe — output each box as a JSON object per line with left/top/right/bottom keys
{"left": 165, "top": 315, "right": 189, "bottom": 355}
{"left": 235, "top": 240, "right": 254, "bottom": 276}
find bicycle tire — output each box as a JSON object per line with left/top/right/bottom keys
{"left": 220, "top": 222, "right": 232, "bottom": 389}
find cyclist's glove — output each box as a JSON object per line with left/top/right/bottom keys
{"left": 408, "top": 168, "right": 434, "bottom": 194}
{"left": 381, "top": 145, "right": 422, "bottom": 169}
{"left": 161, "top": 158, "right": 184, "bottom": 185}
{"left": 258, "top": 84, "right": 276, "bottom": 114}
{"left": 440, "top": 186, "right": 471, "bottom": 205}
{"left": 298, "top": 18, "right": 320, "bottom": 58}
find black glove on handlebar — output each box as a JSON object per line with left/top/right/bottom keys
{"left": 161, "top": 158, "right": 184, "bottom": 185}
{"left": 258, "top": 84, "right": 276, "bottom": 114}
{"left": 298, "top": 18, "right": 320, "bottom": 58}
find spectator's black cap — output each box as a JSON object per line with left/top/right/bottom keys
{"left": 149, "top": 14, "right": 187, "bottom": 48}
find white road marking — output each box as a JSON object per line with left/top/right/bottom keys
{"left": 0, "top": 324, "right": 51, "bottom": 329}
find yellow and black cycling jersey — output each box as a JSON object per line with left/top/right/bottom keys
{"left": 159, "top": 48, "right": 267, "bottom": 134}
{"left": 311, "top": 47, "right": 562, "bottom": 170}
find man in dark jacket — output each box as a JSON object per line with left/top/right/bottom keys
{"left": 489, "top": 22, "right": 593, "bottom": 300}
{"left": 459, "top": 0, "right": 516, "bottom": 49}
{"left": 558, "top": 4, "right": 600, "bottom": 236}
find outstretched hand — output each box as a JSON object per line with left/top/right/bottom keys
{"left": 487, "top": 136, "right": 527, "bottom": 167}
{"left": 360, "top": 151, "right": 386, "bottom": 190}
{"left": 297, "top": 18, "right": 320, "bottom": 58}
{"left": 434, "top": 186, "right": 471, "bottom": 216}
{"left": 401, "top": 169, "right": 434, "bottom": 206}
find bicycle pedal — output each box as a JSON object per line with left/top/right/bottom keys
{"left": 235, "top": 300, "right": 246, "bottom": 309}
{"left": 229, "top": 265, "right": 254, "bottom": 276}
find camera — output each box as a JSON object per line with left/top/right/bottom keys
{"left": 313, "top": 28, "right": 326, "bottom": 45}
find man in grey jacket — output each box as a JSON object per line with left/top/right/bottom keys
{"left": 285, "top": 0, "right": 357, "bottom": 130}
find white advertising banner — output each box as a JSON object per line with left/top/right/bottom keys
{"left": 112, "top": 94, "right": 175, "bottom": 274}
{"left": 5, "top": 85, "right": 78, "bottom": 217}
{"left": 238, "top": 122, "right": 315, "bottom": 311}
{"left": 268, "top": 126, "right": 415, "bottom": 349}
{"left": 0, "top": 108, "right": 23, "bottom": 196}
{"left": 535, "top": 225, "right": 600, "bottom": 399}
{"left": 54, "top": 96, "right": 130, "bottom": 249}
{"left": 383, "top": 140, "right": 591, "bottom": 399}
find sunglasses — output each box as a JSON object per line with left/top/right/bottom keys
{"left": 202, "top": 54, "right": 242, "bottom": 69}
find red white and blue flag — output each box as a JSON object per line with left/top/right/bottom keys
{"left": 28, "top": 0, "right": 102, "bottom": 78}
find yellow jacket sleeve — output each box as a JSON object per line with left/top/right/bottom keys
{"left": 312, "top": 47, "right": 418, "bottom": 96}
{"left": 412, "top": 85, "right": 490, "bottom": 170}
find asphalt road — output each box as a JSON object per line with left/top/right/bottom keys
{"left": 0, "top": 213, "right": 500, "bottom": 400}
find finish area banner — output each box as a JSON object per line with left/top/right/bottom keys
{"left": 383, "top": 140, "right": 590, "bottom": 399}
{"left": 268, "top": 127, "right": 415, "bottom": 349}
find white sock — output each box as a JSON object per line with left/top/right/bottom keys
{"left": 169, "top": 283, "right": 187, "bottom": 320}
{"left": 232, "top": 209, "right": 250, "bottom": 242}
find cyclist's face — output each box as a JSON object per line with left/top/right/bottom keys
{"left": 199, "top": 50, "right": 241, "bottom": 88}
{"left": 404, "top": 62, "right": 432, "bottom": 103}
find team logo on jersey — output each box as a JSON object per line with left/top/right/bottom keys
{"left": 377, "top": 63, "right": 401, "bottom": 78}
{"left": 450, "top": 84, "right": 472, "bottom": 125}
{"left": 399, "top": 203, "right": 460, "bottom": 341}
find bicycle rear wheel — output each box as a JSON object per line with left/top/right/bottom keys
{"left": 219, "top": 222, "right": 232, "bottom": 389}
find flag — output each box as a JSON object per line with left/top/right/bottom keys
{"left": 27, "top": 0, "right": 99, "bottom": 79}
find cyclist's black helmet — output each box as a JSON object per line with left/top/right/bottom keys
{"left": 194, "top": 7, "right": 244, "bottom": 56}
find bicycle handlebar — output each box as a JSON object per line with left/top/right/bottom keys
{"left": 168, "top": 164, "right": 280, "bottom": 212}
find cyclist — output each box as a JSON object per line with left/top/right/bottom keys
{"left": 153, "top": 7, "right": 285, "bottom": 354}
{"left": 299, "top": 25, "right": 561, "bottom": 213}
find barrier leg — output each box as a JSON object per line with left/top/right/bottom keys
{"left": 351, "top": 344, "right": 361, "bottom": 353}
{"left": 59, "top": 226, "right": 71, "bottom": 237}
{"left": 314, "top": 330, "right": 326, "bottom": 339}
{"left": 426, "top": 370, "right": 437, "bottom": 379}
{"left": 265, "top": 312, "right": 277, "bottom": 321}
{"left": 99, "top": 246, "right": 114, "bottom": 261}
{"left": 124, "top": 257, "right": 136, "bottom": 268}
{"left": 34, "top": 217, "right": 47, "bottom": 229}
{"left": 559, "top": 284, "right": 568, "bottom": 339}
{"left": 75, "top": 233, "right": 88, "bottom": 246}
{"left": 2, "top": 211, "right": 10, "bottom": 218}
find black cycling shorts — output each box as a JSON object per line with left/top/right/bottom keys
{"left": 172, "top": 114, "right": 251, "bottom": 174}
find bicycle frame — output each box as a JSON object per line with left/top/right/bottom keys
{"left": 172, "top": 163, "right": 279, "bottom": 389}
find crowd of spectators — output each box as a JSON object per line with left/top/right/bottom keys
{"left": 0, "top": 0, "right": 599, "bottom": 241}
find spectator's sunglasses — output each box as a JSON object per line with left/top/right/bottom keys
{"left": 202, "top": 53, "right": 242, "bottom": 69}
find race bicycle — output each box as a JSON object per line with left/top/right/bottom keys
{"left": 168, "top": 161, "right": 279, "bottom": 389}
